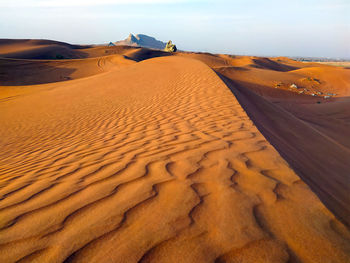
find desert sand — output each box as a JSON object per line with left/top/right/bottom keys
{"left": 0, "top": 40, "right": 349, "bottom": 263}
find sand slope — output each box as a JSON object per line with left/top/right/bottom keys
{"left": 0, "top": 39, "right": 91, "bottom": 60}
{"left": 0, "top": 55, "right": 349, "bottom": 262}
{"left": 213, "top": 56, "right": 350, "bottom": 227}
{"left": 0, "top": 39, "right": 142, "bottom": 60}
{"left": 0, "top": 55, "right": 135, "bottom": 86}
{"left": 177, "top": 51, "right": 350, "bottom": 227}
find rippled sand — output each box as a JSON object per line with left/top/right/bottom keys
{"left": 0, "top": 41, "right": 349, "bottom": 263}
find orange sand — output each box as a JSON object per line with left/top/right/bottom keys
{"left": 0, "top": 40, "right": 349, "bottom": 263}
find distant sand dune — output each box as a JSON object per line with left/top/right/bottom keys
{"left": 0, "top": 55, "right": 135, "bottom": 86}
{"left": 0, "top": 39, "right": 138, "bottom": 60}
{"left": 0, "top": 42, "right": 349, "bottom": 262}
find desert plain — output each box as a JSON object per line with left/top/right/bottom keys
{"left": 0, "top": 39, "right": 350, "bottom": 262}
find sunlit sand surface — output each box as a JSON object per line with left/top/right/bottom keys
{"left": 0, "top": 40, "right": 349, "bottom": 262}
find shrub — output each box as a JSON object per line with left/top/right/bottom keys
{"left": 55, "top": 54, "right": 64, "bottom": 59}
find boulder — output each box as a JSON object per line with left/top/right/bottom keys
{"left": 164, "top": 40, "right": 177, "bottom": 52}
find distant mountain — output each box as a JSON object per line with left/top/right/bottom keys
{"left": 115, "top": 34, "right": 166, "bottom": 50}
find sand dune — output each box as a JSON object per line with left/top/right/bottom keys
{"left": 0, "top": 39, "right": 91, "bottom": 60}
{"left": 0, "top": 55, "right": 135, "bottom": 86}
{"left": 213, "top": 55, "right": 350, "bottom": 227}
{"left": 0, "top": 39, "right": 139, "bottom": 60}
{"left": 0, "top": 42, "right": 349, "bottom": 262}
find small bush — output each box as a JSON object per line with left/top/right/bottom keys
{"left": 55, "top": 54, "right": 64, "bottom": 59}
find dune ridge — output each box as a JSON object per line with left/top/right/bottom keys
{"left": 0, "top": 42, "right": 350, "bottom": 262}
{"left": 210, "top": 56, "right": 350, "bottom": 227}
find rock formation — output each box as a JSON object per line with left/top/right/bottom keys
{"left": 164, "top": 40, "right": 177, "bottom": 52}
{"left": 115, "top": 34, "right": 167, "bottom": 50}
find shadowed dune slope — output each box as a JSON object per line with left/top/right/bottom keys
{"left": 0, "top": 56, "right": 349, "bottom": 263}
{"left": 218, "top": 74, "right": 350, "bottom": 226}
{"left": 0, "top": 55, "right": 135, "bottom": 86}
{"left": 0, "top": 39, "right": 91, "bottom": 59}
{"left": 213, "top": 55, "right": 350, "bottom": 227}
{"left": 0, "top": 40, "right": 169, "bottom": 86}
{"left": 124, "top": 48, "right": 172, "bottom": 62}
{"left": 0, "top": 39, "right": 142, "bottom": 60}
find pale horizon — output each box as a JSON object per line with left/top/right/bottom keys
{"left": 1, "top": 0, "right": 349, "bottom": 59}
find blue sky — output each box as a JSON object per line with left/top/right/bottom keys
{"left": 0, "top": 0, "right": 349, "bottom": 58}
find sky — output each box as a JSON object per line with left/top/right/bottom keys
{"left": 0, "top": 0, "right": 349, "bottom": 58}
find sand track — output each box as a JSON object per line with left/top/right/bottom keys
{"left": 0, "top": 56, "right": 349, "bottom": 262}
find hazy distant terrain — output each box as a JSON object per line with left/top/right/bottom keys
{"left": 317, "top": 61, "right": 350, "bottom": 68}
{"left": 115, "top": 33, "right": 167, "bottom": 50}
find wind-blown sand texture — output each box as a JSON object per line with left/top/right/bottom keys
{"left": 0, "top": 40, "right": 350, "bottom": 263}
